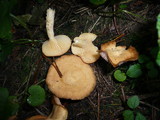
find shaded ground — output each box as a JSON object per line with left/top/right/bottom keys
{"left": 1, "top": 0, "right": 160, "bottom": 120}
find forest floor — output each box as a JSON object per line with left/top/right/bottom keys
{"left": 1, "top": 0, "right": 160, "bottom": 120}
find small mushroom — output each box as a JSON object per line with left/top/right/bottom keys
{"left": 101, "top": 40, "right": 139, "bottom": 67}
{"left": 26, "top": 96, "right": 68, "bottom": 120}
{"left": 42, "top": 8, "right": 71, "bottom": 57}
{"left": 71, "top": 33, "right": 100, "bottom": 63}
{"left": 47, "top": 96, "right": 68, "bottom": 120}
{"left": 46, "top": 55, "right": 96, "bottom": 100}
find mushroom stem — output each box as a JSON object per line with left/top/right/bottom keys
{"left": 46, "top": 8, "right": 55, "bottom": 40}
{"left": 46, "top": 96, "right": 68, "bottom": 120}
{"left": 42, "top": 8, "right": 71, "bottom": 57}
{"left": 53, "top": 96, "right": 62, "bottom": 105}
{"left": 46, "top": 8, "right": 61, "bottom": 53}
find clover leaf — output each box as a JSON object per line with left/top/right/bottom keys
{"left": 138, "top": 55, "right": 150, "bottom": 64}
{"left": 0, "top": 88, "right": 19, "bottom": 120}
{"left": 126, "top": 64, "right": 142, "bottom": 78}
{"left": 127, "top": 95, "right": 140, "bottom": 109}
{"left": 0, "top": 87, "right": 9, "bottom": 114}
{"left": 27, "top": 85, "right": 46, "bottom": 107}
{"left": 114, "top": 70, "right": 127, "bottom": 82}
{"left": 135, "top": 112, "right": 147, "bottom": 120}
{"left": 123, "top": 110, "right": 134, "bottom": 120}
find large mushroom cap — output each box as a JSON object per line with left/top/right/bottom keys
{"left": 46, "top": 55, "right": 96, "bottom": 100}
{"left": 71, "top": 33, "right": 100, "bottom": 63}
{"left": 101, "top": 40, "right": 139, "bottom": 67}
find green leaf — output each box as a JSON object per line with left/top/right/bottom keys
{"left": 123, "top": 110, "right": 134, "bottom": 120}
{"left": 0, "top": 0, "right": 17, "bottom": 39}
{"left": 0, "top": 89, "right": 19, "bottom": 120}
{"left": 10, "top": 14, "right": 31, "bottom": 37}
{"left": 119, "top": 4, "right": 127, "bottom": 9}
{"left": 135, "top": 112, "right": 147, "bottom": 120}
{"left": 27, "top": 85, "right": 46, "bottom": 107}
{"left": 148, "top": 68, "right": 158, "bottom": 78}
{"left": 138, "top": 55, "right": 150, "bottom": 64}
{"left": 13, "top": 14, "right": 32, "bottom": 26}
{"left": 156, "top": 51, "right": 160, "bottom": 66}
{"left": 150, "top": 47, "right": 159, "bottom": 58}
{"left": 0, "top": 1, "right": 12, "bottom": 39}
{"left": 114, "top": 70, "right": 126, "bottom": 82}
{"left": 0, "top": 87, "right": 9, "bottom": 114}
{"left": 126, "top": 64, "right": 142, "bottom": 78}
{"left": 127, "top": 95, "right": 140, "bottom": 109}
{"left": 3, "top": 96, "right": 19, "bottom": 119}
{"left": 89, "top": 0, "right": 107, "bottom": 5}
{"left": 156, "top": 14, "right": 160, "bottom": 38}
{"left": 145, "top": 61, "right": 154, "bottom": 69}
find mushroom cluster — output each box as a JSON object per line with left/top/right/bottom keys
{"left": 38, "top": 8, "right": 139, "bottom": 120}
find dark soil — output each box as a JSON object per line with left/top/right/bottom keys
{"left": 1, "top": 0, "right": 160, "bottom": 120}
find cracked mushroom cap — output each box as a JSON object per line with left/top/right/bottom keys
{"left": 101, "top": 40, "right": 139, "bottom": 67}
{"left": 71, "top": 33, "right": 100, "bottom": 63}
{"left": 46, "top": 55, "right": 96, "bottom": 100}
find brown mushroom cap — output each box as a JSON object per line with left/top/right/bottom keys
{"left": 71, "top": 33, "right": 100, "bottom": 63}
{"left": 46, "top": 55, "right": 96, "bottom": 100}
{"left": 101, "top": 40, "right": 139, "bottom": 67}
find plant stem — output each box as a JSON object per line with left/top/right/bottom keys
{"left": 42, "top": 54, "right": 63, "bottom": 78}
{"left": 122, "top": 10, "right": 147, "bottom": 21}
{"left": 113, "top": 34, "right": 125, "bottom": 42}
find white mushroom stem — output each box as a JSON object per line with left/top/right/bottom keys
{"left": 42, "top": 8, "right": 71, "bottom": 57}
{"left": 46, "top": 8, "right": 60, "bottom": 50}
{"left": 46, "top": 8, "right": 55, "bottom": 40}
{"left": 53, "top": 96, "right": 62, "bottom": 105}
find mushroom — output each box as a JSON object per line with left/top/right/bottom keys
{"left": 47, "top": 96, "right": 68, "bottom": 120}
{"left": 26, "top": 115, "right": 47, "bottom": 120}
{"left": 46, "top": 55, "right": 96, "bottom": 100}
{"left": 101, "top": 40, "right": 139, "bottom": 67}
{"left": 26, "top": 96, "right": 68, "bottom": 120}
{"left": 71, "top": 33, "right": 100, "bottom": 63}
{"left": 42, "top": 8, "right": 71, "bottom": 57}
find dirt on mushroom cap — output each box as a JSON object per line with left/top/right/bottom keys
{"left": 46, "top": 55, "right": 96, "bottom": 100}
